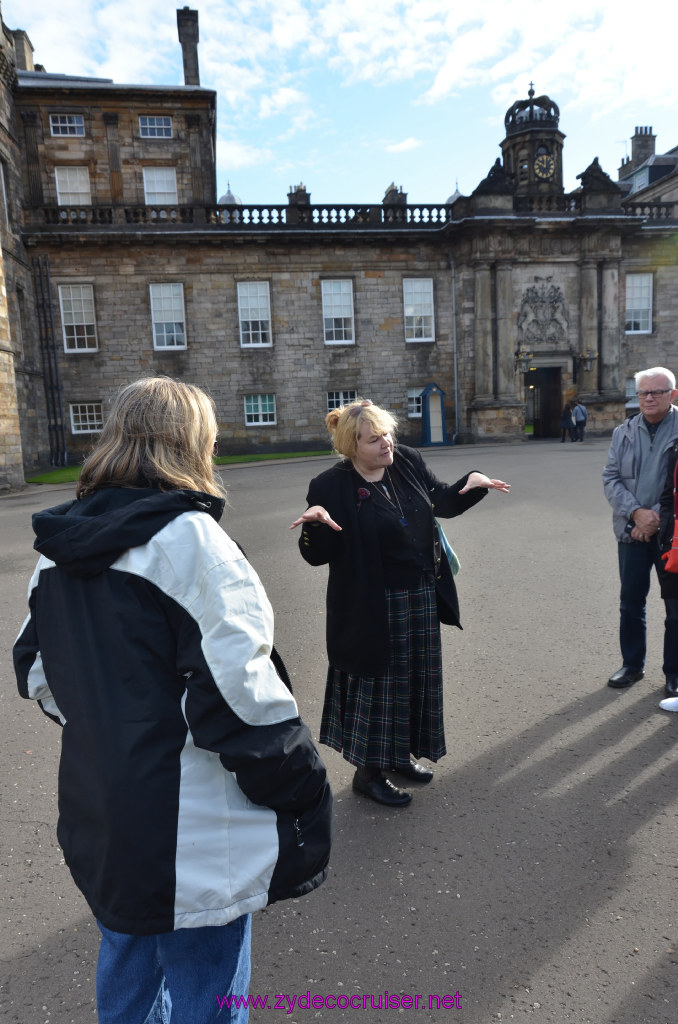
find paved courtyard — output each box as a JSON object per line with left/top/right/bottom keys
{"left": 1, "top": 438, "right": 677, "bottom": 1023}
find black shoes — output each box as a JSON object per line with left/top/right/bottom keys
{"left": 352, "top": 771, "right": 412, "bottom": 807}
{"left": 608, "top": 666, "right": 644, "bottom": 688}
{"left": 391, "top": 759, "right": 434, "bottom": 784}
{"left": 665, "top": 676, "right": 678, "bottom": 697}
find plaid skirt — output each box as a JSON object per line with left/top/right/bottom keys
{"left": 319, "top": 576, "right": 445, "bottom": 769}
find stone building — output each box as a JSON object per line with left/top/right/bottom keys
{"left": 1, "top": 7, "right": 677, "bottom": 486}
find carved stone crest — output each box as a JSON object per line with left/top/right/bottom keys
{"left": 518, "top": 276, "right": 569, "bottom": 343}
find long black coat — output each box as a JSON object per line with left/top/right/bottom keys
{"left": 299, "top": 445, "right": 487, "bottom": 676}
{"left": 659, "top": 441, "right": 678, "bottom": 598}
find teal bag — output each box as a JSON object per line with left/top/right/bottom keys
{"left": 436, "top": 520, "right": 460, "bottom": 576}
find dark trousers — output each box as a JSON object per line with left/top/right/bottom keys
{"left": 618, "top": 539, "right": 678, "bottom": 675}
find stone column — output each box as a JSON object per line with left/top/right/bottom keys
{"left": 103, "top": 113, "right": 122, "bottom": 203}
{"left": 186, "top": 114, "right": 205, "bottom": 204}
{"left": 495, "top": 262, "right": 517, "bottom": 398}
{"left": 20, "top": 111, "right": 43, "bottom": 206}
{"left": 578, "top": 260, "right": 598, "bottom": 389}
{"left": 473, "top": 264, "right": 493, "bottom": 400}
{"left": 0, "top": 247, "right": 25, "bottom": 488}
{"left": 600, "top": 261, "right": 620, "bottom": 394}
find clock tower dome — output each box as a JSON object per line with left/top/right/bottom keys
{"left": 501, "top": 85, "right": 565, "bottom": 195}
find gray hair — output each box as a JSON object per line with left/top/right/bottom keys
{"left": 635, "top": 366, "right": 676, "bottom": 390}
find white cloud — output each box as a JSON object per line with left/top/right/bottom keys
{"left": 386, "top": 137, "right": 422, "bottom": 153}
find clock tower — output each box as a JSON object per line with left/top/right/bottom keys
{"left": 501, "top": 85, "right": 565, "bottom": 195}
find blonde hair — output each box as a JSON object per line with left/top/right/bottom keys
{"left": 76, "top": 377, "right": 227, "bottom": 499}
{"left": 326, "top": 399, "right": 397, "bottom": 459}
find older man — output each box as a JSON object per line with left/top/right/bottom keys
{"left": 603, "top": 367, "right": 678, "bottom": 694}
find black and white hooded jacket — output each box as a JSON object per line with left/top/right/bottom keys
{"left": 13, "top": 486, "right": 332, "bottom": 936}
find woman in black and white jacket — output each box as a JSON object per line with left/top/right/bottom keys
{"left": 14, "top": 377, "right": 332, "bottom": 1024}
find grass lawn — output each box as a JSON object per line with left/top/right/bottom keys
{"left": 26, "top": 450, "right": 333, "bottom": 485}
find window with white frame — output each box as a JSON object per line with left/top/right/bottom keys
{"left": 139, "top": 116, "right": 172, "bottom": 139}
{"left": 143, "top": 167, "right": 178, "bottom": 205}
{"left": 407, "top": 387, "right": 424, "bottom": 418}
{"left": 237, "top": 282, "right": 272, "bottom": 347}
{"left": 149, "top": 283, "right": 186, "bottom": 349}
{"left": 625, "top": 377, "right": 639, "bottom": 410}
{"left": 403, "top": 279, "right": 434, "bottom": 342}
{"left": 327, "top": 389, "right": 357, "bottom": 411}
{"left": 55, "top": 166, "right": 91, "bottom": 205}
{"left": 58, "top": 284, "right": 98, "bottom": 351}
{"left": 70, "top": 402, "right": 103, "bottom": 433}
{"left": 244, "top": 394, "right": 276, "bottom": 426}
{"left": 321, "top": 280, "right": 354, "bottom": 344}
{"left": 50, "top": 114, "right": 85, "bottom": 136}
{"left": 632, "top": 168, "right": 649, "bottom": 194}
{"left": 625, "top": 273, "right": 652, "bottom": 333}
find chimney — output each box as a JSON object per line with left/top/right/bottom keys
{"left": 631, "top": 126, "right": 655, "bottom": 171}
{"left": 12, "top": 30, "right": 35, "bottom": 72}
{"left": 176, "top": 7, "right": 200, "bottom": 86}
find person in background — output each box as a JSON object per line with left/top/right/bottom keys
{"left": 602, "top": 366, "right": 678, "bottom": 695}
{"left": 290, "top": 399, "right": 510, "bottom": 808}
{"left": 559, "top": 402, "right": 577, "bottom": 442}
{"left": 14, "top": 377, "right": 332, "bottom": 1024}
{"left": 573, "top": 400, "right": 588, "bottom": 442}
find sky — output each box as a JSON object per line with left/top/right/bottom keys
{"left": 6, "top": 0, "right": 678, "bottom": 206}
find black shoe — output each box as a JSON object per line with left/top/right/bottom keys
{"left": 352, "top": 772, "right": 412, "bottom": 806}
{"left": 391, "top": 759, "right": 434, "bottom": 784}
{"left": 608, "top": 666, "right": 644, "bottom": 688}
{"left": 665, "top": 676, "right": 678, "bottom": 697}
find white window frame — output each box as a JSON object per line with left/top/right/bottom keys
{"left": 139, "top": 116, "right": 173, "bottom": 139}
{"left": 55, "top": 166, "right": 91, "bottom": 206}
{"left": 149, "top": 283, "right": 186, "bottom": 349}
{"left": 632, "top": 168, "right": 649, "bottom": 193}
{"left": 625, "top": 376, "right": 640, "bottom": 411}
{"left": 407, "top": 387, "right": 424, "bottom": 418}
{"left": 244, "top": 394, "right": 276, "bottom": 426}
{"left": 321, "top": 280, "right": 354, "bottom": 345}
{"left": 58, "top": 284, "right": 98, "bottom": 352}
{"left": 50, "top": 114, "right": 85, "bottom": 137}
{"left": 327, "top": 389, "right": 357, "bottom": 411}
{"left": 70, "top": 402, "right": 103, "bottom": 434}
{"left": 143, "top": 167, "right": 178, "bottom": 205}
{"left": 237, "top": 282, "right": 272, "bottom": 347}
{"left": 403, "top": 279, "right": 435, "bottom": 342}
{"left": 625, "top": 273, "right": 653, "bottom": 334}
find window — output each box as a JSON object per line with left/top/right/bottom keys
{"left": 58, "top": 284, "right": 98, "bottom": 351}
{"left": 139, "top": 116, "right": 172, "bottom": 139}
{"left": 70, "top": 402, "right": 103, "bottom": 434}
{"left": 403, "top": 279, "right": 434, "bottom": 342}
{"left": 50, "top": 114, "right": 85, "bottom": 136}
{"left": 408, "top": 387, "right": 424, "bottom": 418}
{"left": 321, "top": 280, "right": 354, "bottom": 344}
{"left": 625, "top": 273, "right": 652, "bottom": 333}
{"left": 149, "top": 283, "right": 186, "bottom": 349}
{"left": 55, "top": 166, "right": 91, "bottom": 205}
{"left": 632, "top": 168, "right": 649, "bottom": 194}
{"left": 244, "top": 394, "right": 276, "bottom": 426}
{"left": 237, "top": 282, "right": 272, "bottom": 347}
{"left": 143, "top": 167, "right": 178, "bottom": 205}
{"left": 327, "top": 390, "right": 357, "bottom": 411}
{"left": 625, "top": 377, "right": 639, "bottom": 410}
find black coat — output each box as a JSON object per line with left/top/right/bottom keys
{"left": 659, "top": 441, "right": 678, "bottom": 598}
{"left": 299, "top": 445, "right": 487, "bottom": 675}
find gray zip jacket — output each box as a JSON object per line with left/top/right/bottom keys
{"left": 602, "top": 407, "right": 678, "bottom": 542}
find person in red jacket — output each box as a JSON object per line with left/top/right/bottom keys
{"left": 291, "top": 399, "right": 509, "bottom": 808}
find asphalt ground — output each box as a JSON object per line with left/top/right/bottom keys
{"left": 1, "top": 438, "right": 677, "bottom": 1024}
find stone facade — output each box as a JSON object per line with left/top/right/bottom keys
{"left": 1, "top": 9, "right": 678, "bottom": 483}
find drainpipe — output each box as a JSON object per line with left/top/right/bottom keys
{"left": 449, "top": 254, "right": 460, "bottom": 443}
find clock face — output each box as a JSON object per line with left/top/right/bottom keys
{"left": 534, "top": 152, "right": 555, "bottom": 180}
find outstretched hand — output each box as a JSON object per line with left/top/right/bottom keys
{"left": 460, "top": 472, "right": 511, "bottom": 494}
{"left": 290, "top": 505, "right": 342, "bottom": 531}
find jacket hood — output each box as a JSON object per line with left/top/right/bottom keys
{"left": 33, "top": 487, "right": 225, "bottom": 579}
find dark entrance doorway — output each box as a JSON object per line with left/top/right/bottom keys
{"left": 525, "top": 367, "right": 562, "bottom": 438}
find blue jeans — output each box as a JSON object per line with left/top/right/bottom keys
{"left": 96, "top": 915, "right": 251, "bottom": 1024}
{"left": 618, "top": 540, "right": 678, "bottom": 675}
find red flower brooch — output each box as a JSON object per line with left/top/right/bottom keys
{"left": 356, "top": 486, "right": 371, "bottom": 511}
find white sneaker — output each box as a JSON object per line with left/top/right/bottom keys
{"left": 659, "top": 696, "right": 678, "bottom": 712}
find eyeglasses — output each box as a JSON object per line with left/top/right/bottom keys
{"left": 636, "top": 389, "right": 672, "bottom": 398}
